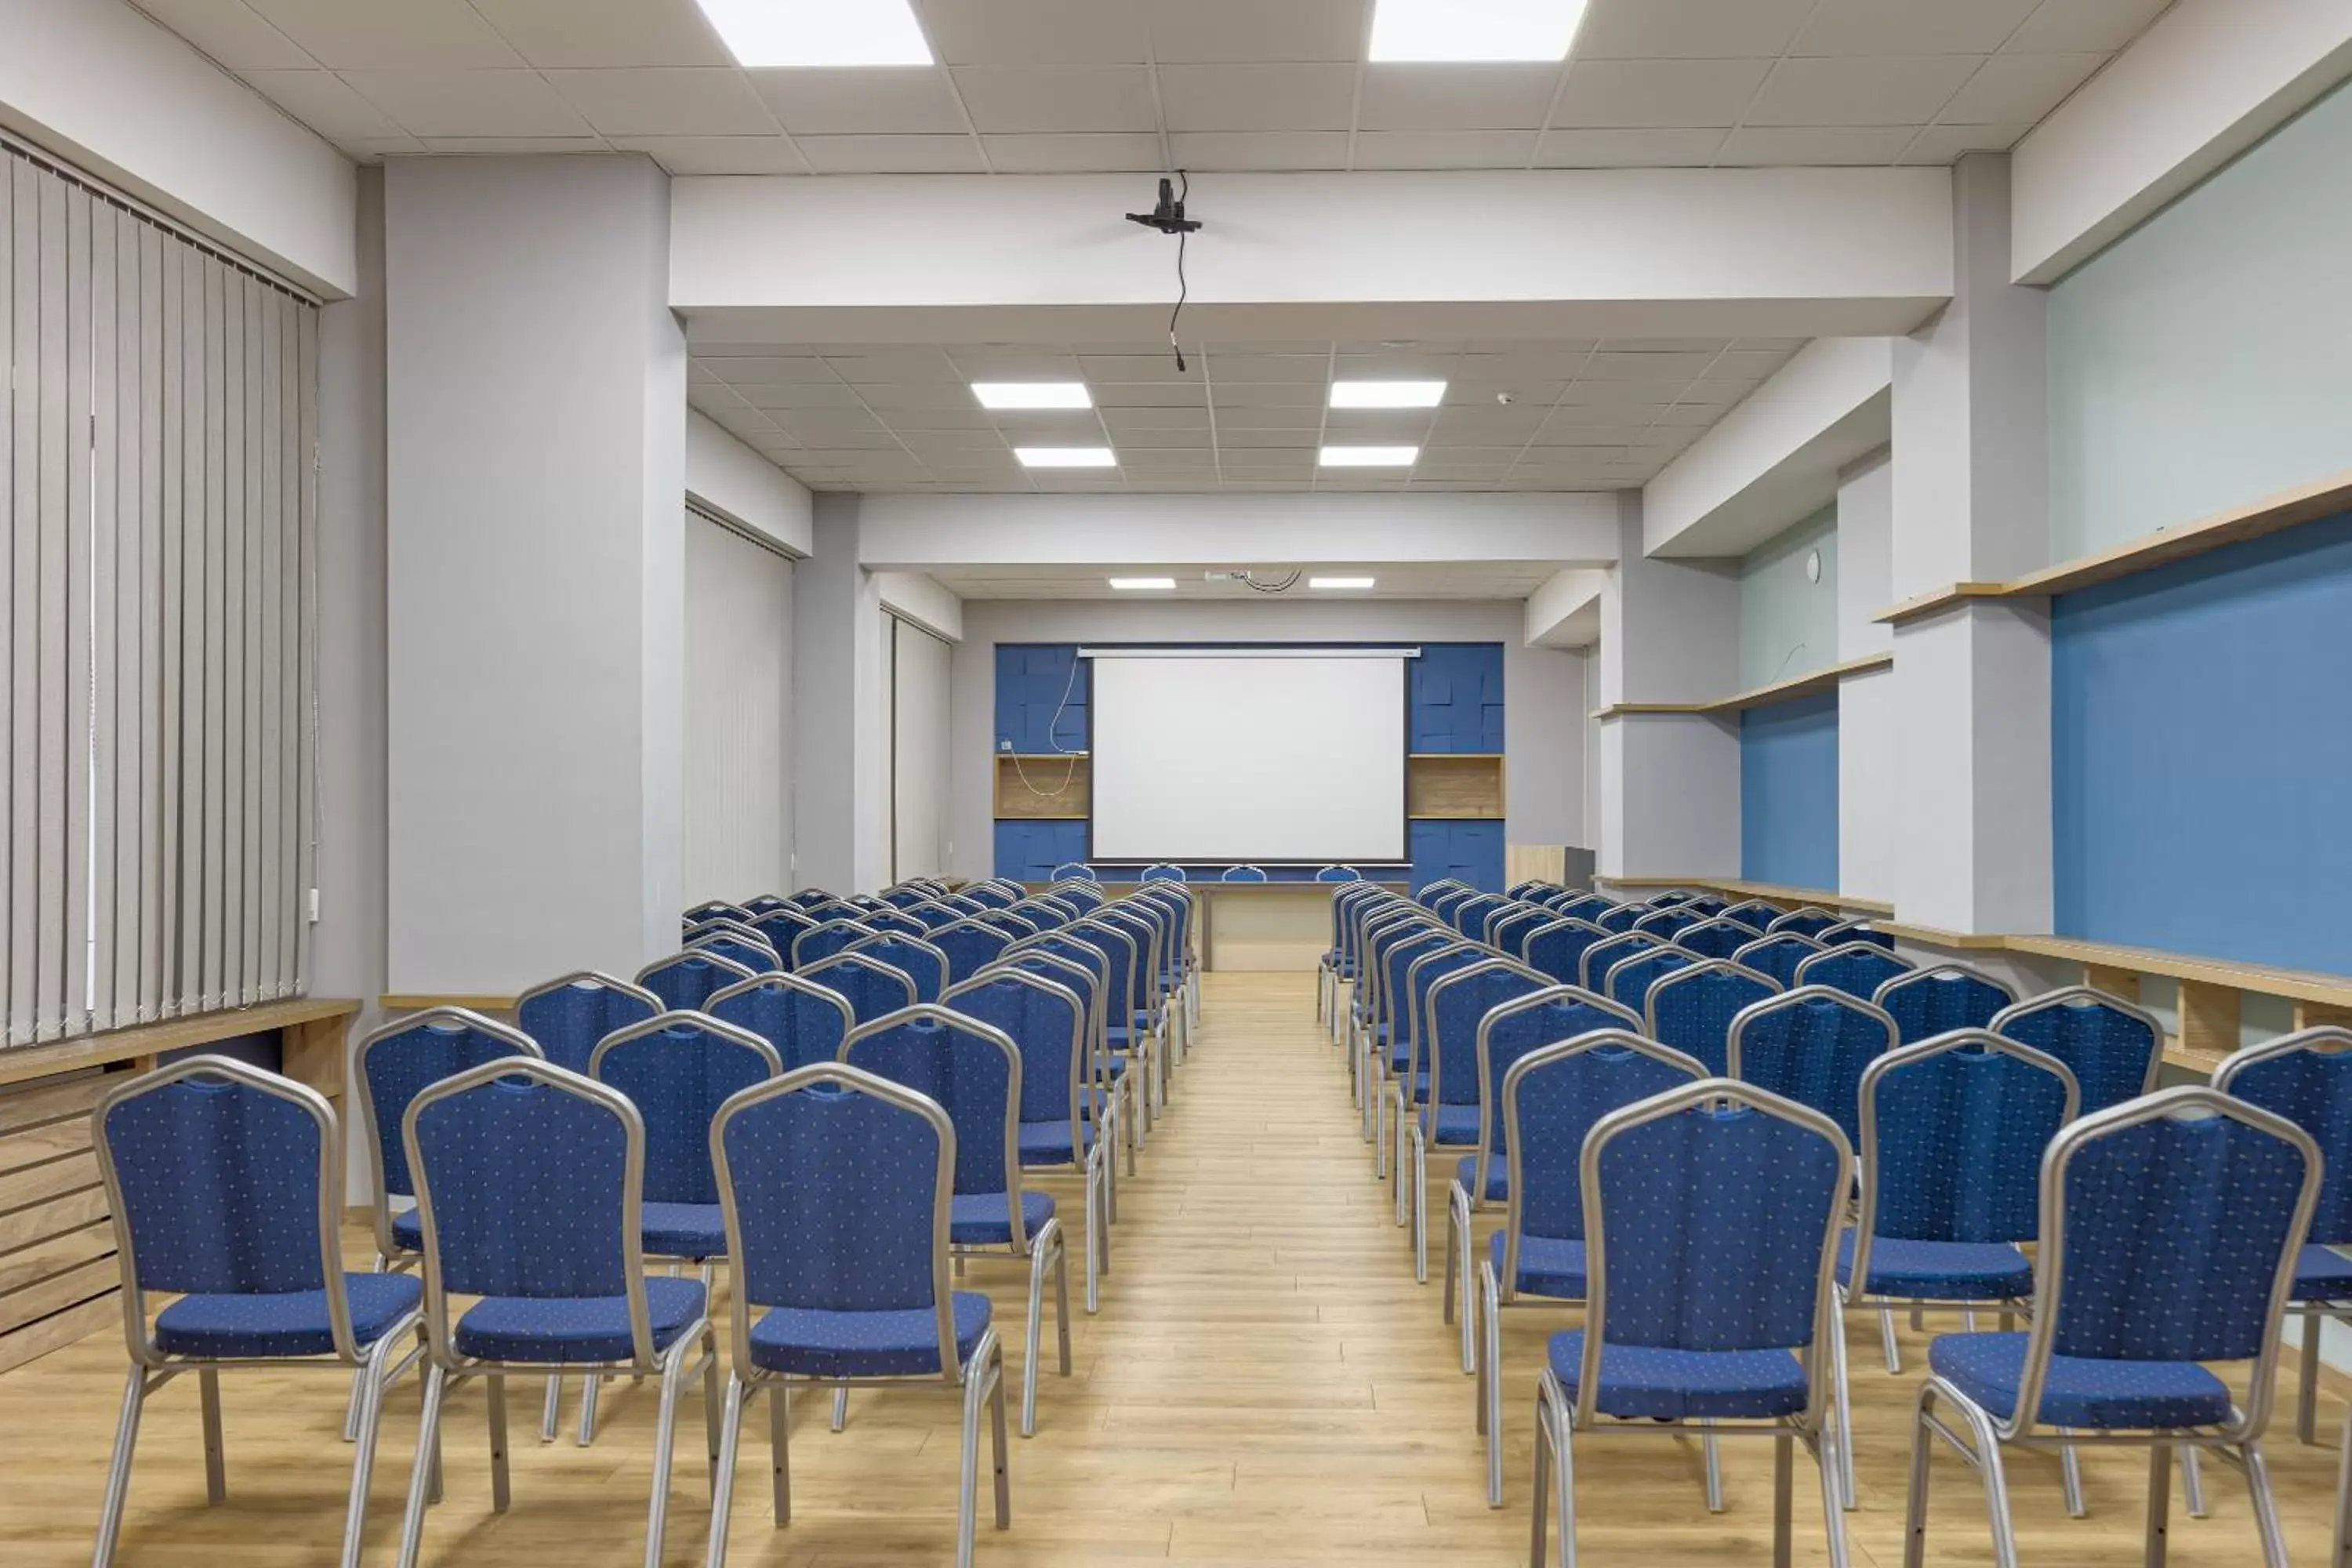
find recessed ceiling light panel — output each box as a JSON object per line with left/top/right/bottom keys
{"left": 1016, "top": 446, "right": 1120, "bottom": 468}
{"left": 1319, "top": 445, "right": 1421, "bottom": 467}
{"left": 972, "top": 382, "right": 1093, "bottom": 410}
{"left": 1330, "top": 380, "right": 1447, "bottom": 408}
{"left": 1369, "top": 0, "right": 1589, "bottom": 62}
{"left": 1109, "top": 577, "right": 1176, "bottom": 591}
{"left": 695, "top": 0, "right": 935, "bottom": 67}
{"left": 1309, "top": 577, "right": 1377, "bottom": 590}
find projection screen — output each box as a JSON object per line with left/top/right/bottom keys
{"left": 1087, "top": 651, "right": 1410, "bottom": 863}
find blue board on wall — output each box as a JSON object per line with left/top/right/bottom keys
{"left": 2053, "top": 510, "right": 2352, "bottom": 975}
{"left": 1740, "top": 691, "right": 1839, "bottom": 891}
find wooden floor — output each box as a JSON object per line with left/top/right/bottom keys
{"left": 1, "top": 971, "right": 2342, "bottom": 1565}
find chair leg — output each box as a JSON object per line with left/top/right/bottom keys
{"left": 1903, "top": 1385, "right": 1935, "bottom": 1568}
{"left": 198, "top": 1367, "right": 227, "bottom": 1505}
{"left": 702, "top": 1328, "right": 724, "bottom": 1498}
{"left": 644, "top": 1335, "right": 693, "bottom": 1568}
{"left": 1831, "top": 1294, "right": 1857, "bottom": 1509}
{"left": 2060, "top": 1435, "right": 2086, "bottom": 1518}
{"left": 989, "top": 1348, "right": 1011, "bottom": 1530}
{"left": 487, "top": 1374, "right": 511, "bottom": 1514}
{"left": 771, "top": 1384, "right": 791, "bottom": 1523}
{"left": 344, "top": 1363, "right": 370, "bottom": 1444}
{"left": 1773, "top": 1433, "right": 1794, "bottom": 1568}
{"left": 2338, "top": 1410, "right": 2352, "bottom": 1568}
{"left": 1879, "top": 1306, "right": 1902, "bottom": 1374}
{"left": 395, "top": 1363, "right": 450, "bottom": 1568}
{"left": 2305, "top": 1316, "right": 2326, "bottom": 1445}
{"left": 705, "top": 1377, "right": 746, "bottom": 1568}
{"left": 1815, "top": 1434, "right": 1851, "bottom": 1568}
{"left": 1054, "top": 1229, "right": 1073, "bottom": 1377}
{"left": 2144, "top": 1443, "right": 2170, "bottom": 1568}
{"left": 1083, "top": 1152, "right": 1102, "bottom": 1315}
{"left": 2180, "top": 1445, "right": 2206, "bottom": 1519}
{"left": 831, "top": 1384, "right": 848, "bottom": 1432}
{"left": 2245, "top": 1440, "right": 2291, "bottom": 1568}
{"left": 91, "top": 1365, "right": 149, "bottom": 1568}
{"left": 1020, "top": 1225, "right": 1060, "bottom": 1438}
{"left": 1703, "top": 1431, "right": 1723, "bottom": 1513}
{"left": 577, "top": 1374, "right": 601, "bottom": 1446}
{"left": 1482, "top": 1265, "right": 1506, "bottom": 1508}
{"left": 957, "top": 1343, "right": 987, "bottom": 1568}
{"left": 539, "top": 1375, "right": 561, "bottom": 1443}
{"left": 339, "top": 1332, "right": 401, "bottom": 1568}
{"left": 1530, "top": 1371, "right": 1575, "bottom": 1568}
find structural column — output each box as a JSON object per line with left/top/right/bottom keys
{"left": 1835, "top": 449, "right": 1896, "bottom": 905}
{"left": 1889, "top": 151, "right": 2054, "bottom": 935}
{"left": 791, "top": 494, "right": 891, "bottom": 894}
{"left": 384, "top": 156, "right": 686, "bottom": 993}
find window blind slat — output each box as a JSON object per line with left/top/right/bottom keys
{"left": 33, "top": 172, "right": 71, "bottom": 1043}
{"left": 241, "top": 275, "right": 266, "bottom": 1000}
{"left": 198, "top": 252, "right": 224, "bottom": 1013}
{"left": 88, "top": 198, "right": 117, "bottom": 1033}
{"left": 158, "top": 235, "right": 187, "bottom": 1018}
{"left": 9, "top": 162, "right": 43, "bottom": 1047}
{"left": 132, "top": 223, "right": 162, "bottom": 1023}
{"left": 173, "top": 245, "right": 204, "bottom": 1016}
{"left": 0, "top": 155, "right": 14, "bottom": 1044}
{"left": 61, "top": 182, "right": 93, "bottom": 1040}
{"left": 293, "top": 303, "right": 316, "bottom": 993}
{"left": 219, "top": 267, "right": 245, "bottom": 1007}
{"left": 256, "top": 280, "right": 281, "bottom": 1000}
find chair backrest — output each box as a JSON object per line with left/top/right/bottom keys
{"left": 1855, "top": 1032, "right": 2078, "bottom": 1270}
{"left": 1399, "top": 941, "right": 1486, "bottom": 1069}
{"left": 1793, "top": 940, "right": 1912, "bottom": 1000}
{"left": 1645, "top": 889, "right": 1696, "bottom": 908}
{"left": 712, "top": 1064, "right": 964, "bottom": 1384}
{"left": 1873, "top": 963, "right": 2018, "bottom": 1045}
{"left": 792, "top": 918, "right": 878, "bottom": 968}
{"left": 1019, "top": 895, "right": 1076, "bottom": 929}
{"left": 880, "top": 884, "right": 934, "bottom": 909}
{"left": 786, "top": 888, "right": 837, "bottom": 909}
{"left": 750, "top": 906, "right": 818, "bottom": 956}
{"left": 405, "top": 1059, "right": 658, "bottom": 1366}
{"left": 1095, "top": 904, "right": 1165, "bottom": 1007}
{"left": 858, "top": 908, "right": 931, "bottom": 939}
{"left": 1474, "top": 987, "right": 1645, "bottom": 1172}
{"left": 999, "top": 949, "right": 1108, "bottom": 1083}
{"left": 947, "top": 968, "right": 1088, "bottom": 1143}
{"left": 902, "top": 898, "right": 965, "bottom": 931}
{"left": 797, "top": 951, "right": 920, "bottom": 1023}
{"left": 1604, "top": 944, "right": 1694, "bottom": 1011}
{"left": 1733, "top": 931, "right": 1827, "bottom": 989}
{"left": 1552, "top": 893, "right": 1613, "bottom": 921}
{"left": 841, "top": 1007, "right": 1028, "bottom": 1244}
{"left": 706, "top": 972, "right": 858, "bottom": 1071}
{"left": 1422, "top": 959, "right": 1548, "bottom": 1109}
{"left": 1316, "top": 865, "right": 1361, "bottom": 883}
{"left": 354, "top": 1007, "right": 543, "bottom": 1257}
{"left": 1591, "top": 902, "right": 1644, "bottom": 934}
{"left": 1349, "top": 899, "right": 1417, "bottom": 978}
{"left": 515, "top": 971, "right": 661, "bottom": 1074}
{"left": 590, "top": 1013, "right": 780, "bottom": 1206}
{"left": 843, "top": 932, "right": 949, "bottom": 1003}
{"left": 637, "top": 949, "right": 760, "bottom": 1012}
{"left": 1675, "top": 916, "right": 1762, "bottom": 962}
{"left": 1522, "top": 916, "right": 1609, "bottom": 986}
{"left": 1418, "top": 877, "right": 1470, "bottom": 903}
{"left": 1645, "top": 960, "right": 1780, "bottom": 1076}
{"left": 1721, "top": 899, "right": 1782, "bottom": 931}
{"left": 96, "top": 1057, "right": 354, "bottom": 1360}
{"left": 1726, "top": 985, "right": 1898, "bottom": 1149}
{"left": 1424, "top": 885, "right": 1473, "bottom": 919}
{"left": 1070, "top": 917, "right": 1141, "bottom": 1029}
{"left": 1497, "top": 1031, "right": 1707, "bottom": 1282}
{"left": 931, "top": 916, "right": 1015, "bottom": 982}
{"left": 1573, "top": 1080, "right": 1851, "bottom": 1431}
{"left": 1484, "top": 902, "right": 1551, "bottom": 952}
{"left": 1221, "top": 864, "right": 1269, "bottom": 882}
{"left": 1766, "top": 906, "right": 1840, "bottom": 938}
{"left": 1051, "top": 862, "right": 1098, "bottom": 883}
{"left": 1134, "top": 883, "right": 1192, "bottom": 964}
{"left": 1819, "top": 919, "right": 1895, "bottom": 951}
{"left": 2214, "top": 1026, "right": 2352, "bottom": 1249}
{"left": 960, "top": 881, "right": 1017, "bottom": 908}
{"left": 2011, "top": 1087, "right": 2318, "bottom": 1436}
{"left": 1578, "top": 929, "right": 1661, "bottom": 992}
{"left": 685, "top": 916, "right": 770, "bottom": 950}
{"left": 983, "top": 908, "right": 1046, "bottom": 939}
{"left": 687, "top": 931, "right": 781, "bottom": 976}
{"left": 1632, "top": 905, "right": 1702, "bottom": 939}
{"left": 1450, "top": 893, "right": 1508, "bottom": 937}
{"left": 742, "top": 895, "right": 790, "bottom": 915}
{"left": 1991, "top": 986, "right": 2162, "bottom": 1115}
{"left": 685, "top": 900, "right": 747, "bottom": 926}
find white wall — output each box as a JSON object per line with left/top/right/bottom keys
{"left": 1835, "top": 452, "right": 1896, "bottom": 904}
{"left": 684, "top": 516, "right": 793, "bottom": 906}
{"left": 0, "top": 0, "right": 356, "bottom": 296}
{"left": 686, "top": 410, "right": 811, "bottom": 557}
{"left": 891, "top": 618, "right": 953, "bottom": 881}
{"left": 792, "top": 495, "right": 889, "bottom": 894}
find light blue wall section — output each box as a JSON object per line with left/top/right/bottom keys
{"left": 1739, "top": 691, "right": 1839, "bottom": 891}
{"left": 1737, "top": 506, "right": 1839, "bottom": 689}
{"left": 2049, "top": 79, "right": 2352, "bottom": 560}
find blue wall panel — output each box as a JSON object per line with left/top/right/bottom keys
{"left": 1410, "top": 820, "right": 1504, "bottom": 895}
{"left": 1740, "top": 691, "right": 1839, "bottom": 890}
{"left": 1410, "top": 644, "right": 1506, "bottom": 753}
{"left": 994, "top": 644, "right": 1089, "bottom": 753}
{"left": 2054, "top": 510, "right": 2352, "bottom": 975}
{"left": 994, "top": 819, "right": 1089, "bottom": 884}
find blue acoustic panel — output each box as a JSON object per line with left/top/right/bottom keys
{"left": 1410, "top": 820, "right": 1505, "bottom": 895}
{"left": 1410, "top": 644, "right": 1505, "bottom": 754}
{"left": 995, "top": 644, "right": 1089, "bottom": 754}
{"left": 995, "top": 819, "right": 1089, "bottom": 883}
{"left": 2054, "top": 510, "right": 2352, "bottom": 975}
{"left": 1740, "top": 691, "right": 1839, "bottom": 891}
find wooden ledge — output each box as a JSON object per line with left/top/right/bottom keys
{"left": 0, "top": 998, "right": 361, "bottom": 1088}
{"left": 1875, "top": 468, "right": 2352, "bottom": 627}
{"left": 1595, "top": 876, "right": 1893, "bottom": 916}
{"left": 1999, "top": 935, "right": 2352, "bottom": 1012}
{"left": 1591, "top": 654, "right": 1893, "bottom": 721}
{"left": 380, "top": 994, "right": 517, "bottom": 1014}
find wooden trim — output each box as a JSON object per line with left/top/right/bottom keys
{"left": 0, "top": 1290, "right": 117, "bottom": 1375}
{"left": 1998, "top": 934, "right": 2352, "bottom": 1012}
{"left": 1595, "top": 876, "right": 1893, "bottom": 916}
{"left": 1591, "top": 655, "right": 1893, "bottom": 721}
{"left": 1874, "top": 468, "right": 2352, "bottom": 627}
{"left": 1405, "top": 753, "right": 1504, "bottom": 819}
{"left": 379, "top": 995, "right": 517, "bottom": 1014}
{"left": 1871, "top": 920, "right": 2012, "bottom": 951}
{"left": 0, "top": 998, "right": 360, "bottom": 1088}
{"left": 994, "top": 752, "right": 1091, "bottom": 820}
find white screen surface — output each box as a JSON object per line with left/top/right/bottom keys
{"left": 1089, "top": 653, "right": 1408, "bottom": 863}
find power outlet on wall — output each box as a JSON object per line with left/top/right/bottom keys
{"left": 996, "top": 738, "right": 1012, "bottom": 753}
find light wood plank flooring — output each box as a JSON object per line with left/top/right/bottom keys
{"left": 0, "top": 972, "right": 2342, "bottom": 1564}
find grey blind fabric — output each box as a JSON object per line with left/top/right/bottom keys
{"left": 2, "top": 141, "right": 317, "bottom": 1046}
{"left": 682, "top": 505, "right": 792, "bottom": 907}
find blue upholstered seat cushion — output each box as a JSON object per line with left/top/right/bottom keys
{"left": 1490, "top": 1232, "right": 1588, "bottom": 1298}
{"left": 1547, "top": 1329, "right": 1809, "bottom": 1420}
{"left": 1018, "top": 1118, "right": 1096, "bottom": 1166}
{"left": 1929, "top": 1331, "right": 2233, "bottom": 1429}
{"left": 452, "top": 1276, "right": 706, "bottom": 1364}
{"left": 1419, "top": 1104, "right": 1481, "bottom": 1145}
{"left": 2295, "top": 1243, "right": 2352, "bottom": 1302}
{"left": 950, "top": 1190, "right": 1055, "bottom": 1247}
{"left": 747, "top": 1290, "right": 993, "bottom": 1378}
{"left": 153, "top": 1272, "right": 423, "bottom": 1359}
{"left": 1453, "top": 1156, "right": 1508, "bottom": 1203}
{"left": 642, "top": 1201, "right": 727, "bottom": 1261}
{"left": 391, "top": 1207, "right": 422, "bottom": 1254}
{"left": 1836, "top": 1232, "right": 2033, "bottom": 1302}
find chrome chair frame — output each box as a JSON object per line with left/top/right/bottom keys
{"left": 843, "top": 931, "right": 953, "bottom": 1003}
{"left": 1641, "top": 957, "right": 1783, "bottom": 1076}
{"left": 796, "top": 950, "right": 920, "bottom": 1020}
{"left": 1733, "top": 931, "right": 1829, "bottom": 988}
{"left": 706, "top": 971, "right": 860, "bottom": 1072}
{"left": 1726, "top": 985, "right": 1900, "bottom": 1146}
{"left": 789, "top": 919, "right": 881, "bottom": 969}
{"left": 1990, "top": 985, "right": 2165, "bottom": 1104}
{"left": 637, "top": 949, "right": 761, "bottom": 1011}
{"left": 1871, "top": 963, "right": 2020, "bottom": 1044}
{"left": 1794, "top": 940, "right": 1915, "bottom": 1000}
{"left": 1577, "top": 929, "right": 1661, "bottom": 993}
{"left": 1766, "top": 906, "right": 1843, "bottom": 938}
{"left": 1402, "top": 957, "right": 1549, "bottom": 1279}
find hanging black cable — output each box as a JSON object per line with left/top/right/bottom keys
{"left": 1126, "top": 171, "right": 1203, "bottom": 375}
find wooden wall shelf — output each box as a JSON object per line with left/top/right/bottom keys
{"left": 994, "top": 753, "right": 1091, "bottom": 820}
{"left": 1596, "top": 875, "right": 1892, "bottom": 916}
{"left": 1590, "top": 654, "right": 1893, "bottom": 721}
{"left": 1406, "top": 753, "right": 1504, "bottom": 819}
{"left": 1874, "top": 468, "right": 2352, "bottom": 627}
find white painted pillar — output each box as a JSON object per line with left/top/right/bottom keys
{"left": 384, "top": 156, "right": 687, "bottom": 993}
{"left": 792, "top": 495, "right": 891, "bottom": 894}
{"left": 1835, "top": 451, "right": 1896, "bottom": 905}
{"left": 1889, "top": 153, "right": 2055, "bottom": 935}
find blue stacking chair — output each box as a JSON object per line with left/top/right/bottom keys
{"left": 881, "top": 883, "right": 934, "bottom": 908}
{"left": 352, "top": 1007, "right": 543, "bottom": 1272}
{"left": 1873, "top": 963, "right": 2018, "bottom": 1045}
{"left": 1486, "top": 902, "right": 1555, "bottom": 954}
{"left": 1904, "top": 1087, "right": 2319, "bottom": 1568}
{"left": 1221, "top": 863, "right": 1269, "bottom": 882}
{"left": 845, "top": 931, "right": 949, "bottom": 1003}
{"left": 1018, "top": 895, "right": 1078, "bottom": 929}
{"left": 843, "top": 1007, "right": 1071, "bottom": 1436}
{"left": 786, "top": 888, "right": 838, "bottom": 909}
{"left": 1728, "top": 985, "right": 1899, "bottom": 1151}
{"left": 1318, "top": 864, "right": 1363, "bottom": 883}
{"left": 1722, "top": 898, "right": 1784, "bottom": 930}
{"left": 1073, "top": 916, "right": 1163, "bottom": 1127}
{"left": 637, "top": 949, "right": 759, "bottom": 1012}
{"left": 1644, "top": 888, "right": 1697, "bottom": 908}
{"left": 1010, "top": 931, "right": 1140, "bottom": 1142}
{"left": 742, "top": 894, "right": 789, "bottom": 914}
{"left": 958, "top": 880, "right": 1014, "bottom": 908}
{"left": 707, "top": 971, "right": 856, "bottom": 1070}
{"left": 2214, "top": 1026, "right": 2352, "bottom": 1446}
{"left": 949, "top": 967, "right": 1112, "bottom": 1312}
{"left": 1991, "top": 986, "right": 2162, "bottom": 1116}
{"left": 1504, "top": 880, "right": 1548, "bottom": 899}
{"left": 685, "top": 900, "right": 748, "bottom": 926}
{"left": 1468, "top": 1031, "right": 1708, "bottom": 1507}
{"left": 1053, "top": 879, "right": 1109, "bottom": 913}
{"left": 1797, "top": 940, "right": 1912, "bottom": 1001}
{"left": 904, "top": 898, "right": 965, "bottom": 931}
{"left": 1452, "top": 893, "right": 1508, "bottom": 938}
{"left": 1646, "top": 959, "right": 1780, "bottom": 1076}
{"left": 1096, "top": 902, "right": 1175, "bottom": 1069}
{"left": 688, "top": 931, "right": 781, "bottom": 976}
{"left": 1531, "top": 1080, "right": 1855, "bottom": 1566}
{"left": 1403, "top": 959, "right": 1549, "bottom": 1282}
{"left": 982, "top": 907, "right": 1047, "bottom": 940}
{"left": 1552, "top": 893, "right": 1613, "bottom": 921}
{"left": 750, "top": 906, "right": 818, "bottom": 960}
{"left": 90, "top": 1058, "right": 426, "bottom": 1568}
{"left": 686, "top": 916, "right": 770, "bottom": 950}
{"left": 1736, "top": 931, "right": 1828, "bottom": 989}
{"left": 1323, "top": 882, "right": 1384, "bottom": 1032}
{"left": 1592, "top": 902, "right": 1644, "bottom": 935}
{"left": 706, "top": 1064, "right": 1008, "bottom": 1568}
{"left": 515, "top": 971, "right": 661, "bottom": 1073}
{"left": 859, "top": 907, "right": 932, "bottom": 939}
{"left": 791, "top": 918, "right": 877, "bottom": 969}
{"left": 1140, "top": 862, "right": 1187, "bottom": 883}
{"left": 1051, "top": 862, "right": 1098, "bottom": 883}
{"left": 590, "top": 1012, "right": 782, "bottom": 1274}
{"left": 1604, "top": 943, "right": 1694, "bottom": 1012}
{"left": 1005, "top": 943, "right": 1138, "bottom": 1171}
{"left": 798, "top": 950, "right": 919, "bottom": 1023}
{"left": 1385, "top": 940, "right": 1488, "bottom": 1179}
{"left": 933, "top": 916, "right": 1016, "bottom": 983}
{"left": 1769, "top": 906, "right": 1842, "bottom": 939}
{"left": 1578, "top": 929, "right": 1661, "bottom": 992}
{"left": 394, "top": 1059, "right": 719, "bottom": 1568}
{"left": 1424, "top": 884, "right": 1474, "bottom": 920}
{"left": 1820, "top": 918, "right": 1896, "bottom": 951}
{"left": 1676, "top": 916, "right": 1762, "bottom": 962}
{"left": 1632, "top": 904, "right": 1703, "bottom": 940}
{"left": 1833, "top": 1032, "right": 2078, "bottom": 1510}
{"left": 1352, "top": 912, "right": 1440, "bottom": 1125}
{"left": 1134, "top": 883, "right": 1200, "bottom": 1044}
{"left": 1523, "top": 916, "right": 1610, "bottom": 987}
{"left": 1444, "top": 986, "right": 1643, "bottom": 1367}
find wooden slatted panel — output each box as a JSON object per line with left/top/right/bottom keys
{"left": 0, "top": 1069, "right": 116, "bottom": 1371}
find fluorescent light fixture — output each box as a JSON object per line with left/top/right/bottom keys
{"left": 1369, "top": 0, "right": 1588, "bottom": 62}
{"left": 1015, "top": 446, "right": 1119, "bottom": 468}
{"left": 1108, "top": 577, "right": 1176, "bottom": 591}
{"left": 694, "top": 0, "right": 934, "bottom": 67}
{"left": 1330, "top": 380, "right": 1446, "bottom": 408}
{"left": 1319, "top": 445, "right": 1420, "bottom": 467}
{"left": 972, "top": 381, "right": 1092, "bottom": 410}
{"left": 1310, "top": 577, "right": 1377, "bottom": 590}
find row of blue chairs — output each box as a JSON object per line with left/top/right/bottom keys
{"left": 1051, "top": 861, "right": 1367, "bottom": 884}
{"left": 1325, "top": 877, "right": 2352, "bottom": 1568}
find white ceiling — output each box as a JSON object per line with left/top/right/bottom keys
{"left": 690, "top": 336, "right": 1803, "bottom": 493}
{"left": 137, "top": 0, "right": 2172, "bottom": 172}
{"left": 931, "top": 562, "right": 1564, "bottom": 599}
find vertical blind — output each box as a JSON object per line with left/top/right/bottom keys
{"left": 682, "top": 505, "right": 792, "bottom": 906}
{"left": 2, "top": 140, "right": 318, "bottom": 1047}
